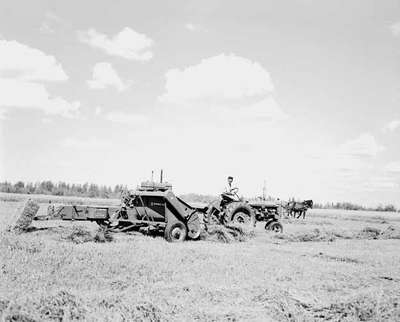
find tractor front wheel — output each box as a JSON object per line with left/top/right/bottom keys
{"left": 164, "top": 221, "right": 187, "bottom": 242}
{"left": 267, "top": 221, "right": 283, "bottom": 233}
{"left": 225, "top": 202, "right": 256, "bottom": 228}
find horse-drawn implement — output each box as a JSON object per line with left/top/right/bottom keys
{"left": 285, "top": 200, "right": 313, "bottom": 219}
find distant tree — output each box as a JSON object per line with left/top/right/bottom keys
{"left": 383, "top": 204, "right": 396, "bottom": 212}
{"left": 14, "top": 181, "right": 25, "bottom": 193}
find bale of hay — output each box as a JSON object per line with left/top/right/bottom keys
{"left": 12, "top": 199, "right": 40, "bottom": 233}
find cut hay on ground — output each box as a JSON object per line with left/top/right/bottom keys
{"left": 11, "top": 199, "right": 40, "bottom": 233}
{"left": 275, "top": 226, "right": 400, "bottom": 242}
{"left": 94, "top": 227, "right": 114, "bottom": 243}
{"left": 200, "top": 224, "right": 255, "bottom": 243}
{"left": 62, "top": 225, "right": 114, "bottom": 244}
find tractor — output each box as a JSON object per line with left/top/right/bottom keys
{"left": 247, "top": 199, "right": 283, "bottom": 233}
{"left": 204, "top": 190, "right": 256, "bottom": 227}
{"left": 206, "top": 189, "right": 283, "bottom": 233}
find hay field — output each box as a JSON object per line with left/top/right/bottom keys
{"left": 1, "top": 195, "right": 400, "bottom": 321}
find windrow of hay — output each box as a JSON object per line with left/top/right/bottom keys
{"left": 1, "top": 291, "right": 86, "bottom": 322}
{"left": 310, "top": 292, "right": 400, "bottom": 321}
{"left": 37, "top": 290, "right": 87, "bottom": 321}
{"left": 357, "top": 225, "right": 400, "bottom": 240}
{"left": 200, "top": 224, "right": 255, "bottom": 243}
{"left": 62, "top": 225, "right": 114, "bottom": 244}
{"left": 252, "top": 288, "right": 311, "bottom": 321}
{"left": 275, "top": 225, "right": 400, "bottom": 242}
{"left": 252, "top": 287, "right": 400, "bottom": 321}
{"left": 274, "top": 228, "right": 351, "bottom": 242}
{"left": 11, "top": 199, "right": 40, "bottom": 233}
{"left": 1, "top": 292, "right": 165, "bottom": 322}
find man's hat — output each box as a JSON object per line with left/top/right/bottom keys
{"left": 228, "top": 176, "right": 233, "bottom": 180}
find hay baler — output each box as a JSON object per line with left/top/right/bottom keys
{"left": 45, "top": 181, "right": 203, "bottom": 242}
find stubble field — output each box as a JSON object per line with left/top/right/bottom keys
{"left": 1, "top": 193, "right": 400, "bottom": 321}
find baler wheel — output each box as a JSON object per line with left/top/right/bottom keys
{"left": 187, "top": 212, "right": 201, "bottom": 240}
{"left": 164, "top": 221, "right": 187, "bottom": 242}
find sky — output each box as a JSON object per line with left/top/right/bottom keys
{"left": 0, "top": 0, "right": 400, "bottom": 206}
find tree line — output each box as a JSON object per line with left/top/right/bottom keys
{"left": 0, "top": 181, "right": 126, "bottom": 199}
{"left": 312, "top": 201, "right": 397, "bottom": 212}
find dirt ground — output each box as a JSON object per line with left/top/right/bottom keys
{"left": 1, "top": 196, "right": 400, "bottom": 321}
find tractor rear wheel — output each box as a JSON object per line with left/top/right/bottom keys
{"left": 225, "top": 202, "right": 255, "bottom": 228}
{"left": 233, "top": 212, "right": 250, "bottom": 225}
{"left": 164, "top": 221, "right": 187, "bottom": 242}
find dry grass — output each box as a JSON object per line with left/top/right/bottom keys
{"left": 1, "top": 197, "right": 400, "bottom": 321}
{"left": 200, "top": 224, "right": 255, "bottom": 243}
{"left": 274, "top": 225, "right": 400, "bottom": 243}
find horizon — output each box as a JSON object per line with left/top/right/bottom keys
{"left": 0, "top": 178, "right": 398, "bottom": 209}
{"left": 1, "top": 0, "right": 400, "bottom": 208}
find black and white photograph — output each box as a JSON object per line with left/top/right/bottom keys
{"left": 1, "top": 0, "right": 400, "bottom": 321}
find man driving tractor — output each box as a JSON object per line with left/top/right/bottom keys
{"left": 223, "top": 176, "right": 240, "bottom": 201}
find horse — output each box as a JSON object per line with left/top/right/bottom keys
{"left": 286, "top": 200, "right": 313, "bottom": 219}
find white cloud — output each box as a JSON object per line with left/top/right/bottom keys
{"left": 383, "top": 119, "right": 400, "bottom": 132}
{"left": 78, "top": 27, "right": 154, "bottom": 61}
{"left": 0, "top": 39, "right": 68, "bottom": 81}
{"left": 339, "top": 133, "right": 384, "bottom": 158}
{"left": 160, "top": 54, "right": 274, "bottom": 103}
{"left": 104, "top": 111, "right": 147, "bottom": 125}
{"left": 87, "top": 62, "right": 131, "bottom": 91}
{"left": 39, "top": 11, "right": 66, "bottom": 34}
{"left": 385, "top": 161, "right": 400, "bottom": 173}
{"left": 390, "top": 22, "right": 400, "bottom": 37}
{"left": 0, "top": 78, "right": 80, "bottom": 118}
{"left": 0, "top": 38, "right": 79, "bottom": 118}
